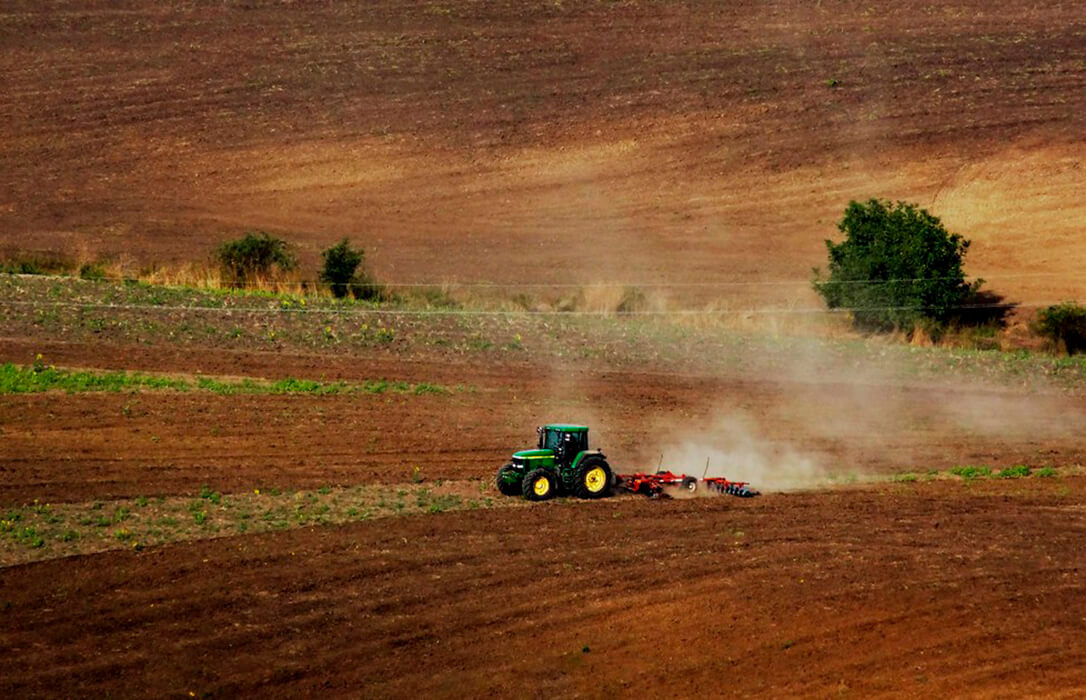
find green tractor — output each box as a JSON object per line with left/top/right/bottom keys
{"left": 495, "top": 424, "right": 613, "bottom": 501}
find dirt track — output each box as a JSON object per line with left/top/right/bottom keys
{"left": 2, "top": 478, "right": 1084, "bottom": 697}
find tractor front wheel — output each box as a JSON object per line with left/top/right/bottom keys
{"left": 496, "top": 463, "right": 521, "bottom": 496}
{"left": 522, "top": 469, "right": 557, "bottom": 501}
{"left": 574, "top": 458, "right": 613, "bottom": 499}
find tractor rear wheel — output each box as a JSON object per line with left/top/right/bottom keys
{"left": 522, "top": 468, "right": 557, "bottom": 501}
{"left": 496, "top": 463, "right": 521, "bottom": 496}
{"left": 574, "top": 457, "right": 613, "bottom": 499}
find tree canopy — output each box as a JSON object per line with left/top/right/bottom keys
{"left": 814, "top": 199, "right": 977, "bottom": 331}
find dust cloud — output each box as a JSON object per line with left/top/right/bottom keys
{"left": 656, "top": 413, "right": 826, "bottom": 493}
{"left": 643, "top": 332, "right": 1086, "bottom": 494}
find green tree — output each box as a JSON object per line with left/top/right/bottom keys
{"left": 320, "top": 238, "right": 364, "bottom": 298}
{"left": 216, "top": 232, "right": 296, "bottom": 285}
{"left": 814, "top": 199, "right": 977, "bottom": 331}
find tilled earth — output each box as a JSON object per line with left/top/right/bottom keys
{"left": 3, "top": 0, "right": 1086, "bottom": 693}
{"left": 2, "top": 1, "right": 1084, "bottom": 308}
{"left": 1, "top": 336, "right": 1085, "bottom": 696}
{"left": 2, "top": 478, "right": 1084, "bottom": 697}
{"left": 3, "top": 339, "right": 1086, "bottom": 504}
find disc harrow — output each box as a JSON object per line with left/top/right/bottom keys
{"left": 615, "top": 470, "right": 759, "bottom": 498}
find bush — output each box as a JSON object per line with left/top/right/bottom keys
{"left": 319, "top": 238, "right": 363, "bottom": 298}
{"left": 814, "top": 199, "right": 978, "bottom": 332}
{"left": 319, "top": 238, "right": 384, "bottom": 300}
{"left": 1034, "top": 302, "right": 1086, "bottom": 354}
{"left": 216, "top": 232, "right": 296, "bottom": 285}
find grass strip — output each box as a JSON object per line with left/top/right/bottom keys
{"left": 0, "top": 363, "right": 452, "bottom": 396}
{"left": 0, "top": 480, "right": 511, "bottom": 566}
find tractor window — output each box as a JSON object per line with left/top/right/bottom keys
{"left": 542, "top": 430, "right": 561, "bottom": 450}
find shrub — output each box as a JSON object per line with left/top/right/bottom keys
{"left": 216, "top": 232, "right": 296, "bottom": 285}
{"left": 320, "top": 238, "right": 363, "bottom": 298}
{"left": 319, "top": 238, "right": 384, "bottom": 300}
{"left": 1034, "top": 302, "right": 1086, "bottom": 355}
{"left": 814, "top": 199, "right": 979, "bottom": 332}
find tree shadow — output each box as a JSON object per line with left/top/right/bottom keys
{"left": 951, "top": 289, "right": 1017, "bottom": 328}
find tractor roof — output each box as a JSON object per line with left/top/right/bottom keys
{"left": 544, "top": 424, "right": 588, "bottom": 432}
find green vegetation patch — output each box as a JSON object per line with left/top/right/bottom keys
{"left": 884, "top": 465, "right": 1074, "bottom": 486}
{"left": 0, "top": 361, "right": 188, "bottom": 393}
{"left": 1, "top": 479, "right": 512, "bottom": 566}
{"left": 0, "top": 362, "right": 454, "bottom": 396}
{"left": 996, "top": 465, "right": 1032, "bottom": 479}
{"left": 949, "top": 465, "right": 993, "bottom": 480}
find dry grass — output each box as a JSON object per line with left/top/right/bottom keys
{"left": 139, "top": 261, "right": 223, "bottom": 289}
{"left": 674, "top": 296, "right": 856, "bottom": 339}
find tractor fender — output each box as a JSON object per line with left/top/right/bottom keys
{"left": 569, "top": 450, "right": 606, "bottom": 470}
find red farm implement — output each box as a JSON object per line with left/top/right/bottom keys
{"left": 615, "top": 470, "right": 759, "bottom": 499}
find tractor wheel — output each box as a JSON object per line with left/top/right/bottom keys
{"left": 574, "top": 457, "right": 613, "bottom": 499}
{"left": 522, "top": 469, "right": 557, "bottom": 501}
{"left": 682, "top": 476, "right": 698, "bottom": 493}
{"left": 496, "top": 463, "right": 521, "bottom": 496}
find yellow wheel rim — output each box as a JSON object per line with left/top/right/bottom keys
{"left": 585, "top": 467, "right": 607, "bottom": 493}
{"left": 533, "top": 477, "right": 551, "bottom": 496}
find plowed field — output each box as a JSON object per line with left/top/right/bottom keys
{"left": 2, "top": 331, "right": 1085, "bottom": 695}
{"left": 3, "top": 479, "right": 1085, "bottom": 697}
{"left": 2, "top": 0, "right": 1085, "bottom": 307}
{"left": 3, "top": 0, "right": 1086, "bottom": 696}
{"left": 3, "top": 337, "right": 1086, "bottom": 505}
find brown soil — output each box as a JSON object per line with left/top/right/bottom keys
{"left": 3, "top": 2, "right": 1086, "bottom": 695}
{"left": 2, "top": 338, "right": 1085, "bottom": 506}
{"left": 2, "top": 477, "right": 1084, "bottom": 698}
{"left": 2, "top": 1, "right": 1084, "bottom": 308}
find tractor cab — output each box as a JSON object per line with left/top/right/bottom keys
{"left": 537, "top": 424, "right": 588, "bottom": 466}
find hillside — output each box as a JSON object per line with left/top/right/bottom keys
{"left": 2, "top": 0, "right": 1084, "bottom": 309}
